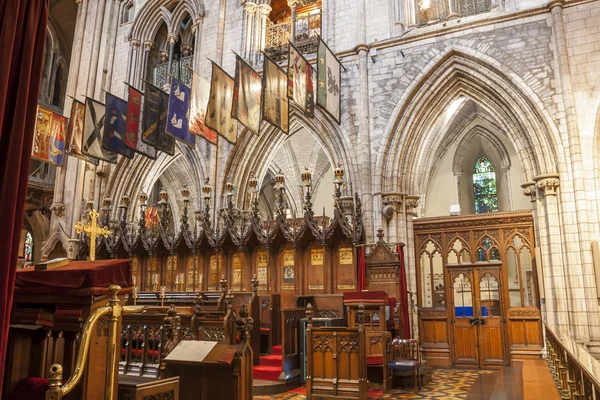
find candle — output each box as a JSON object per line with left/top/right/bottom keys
{"left": 132, "top": 286, "right": 138, "bottom": 298}
{"left": 132, "top": 275, "right": 137, "bottom": 286}
{"left": 160, "top": 286, "right": 166, "bottom": 297}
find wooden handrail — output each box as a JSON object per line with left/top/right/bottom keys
{"left": 544, "top": 323, "right": 600, "bottom": 399}
{"left": 45, "top": 286, "right": 146, "bottom": 400}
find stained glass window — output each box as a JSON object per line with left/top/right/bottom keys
{"left": 24, "top": 231, "right": 33, "bottom": 261}
{"left": 473, "top": 157, "right": 498, "bottom": 214}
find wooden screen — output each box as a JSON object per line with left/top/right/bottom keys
{"left": 414, "top": 210, "right": 542, "bottom": 368}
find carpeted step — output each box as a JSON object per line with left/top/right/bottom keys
{"left": 271, "top": 345, "right": 282, "bottom": 356}
{"left": 252, "top": 365, "right": 282, "bottom": 381}
{"left": 260, "top": 354, "right": 282, "bottom": 367}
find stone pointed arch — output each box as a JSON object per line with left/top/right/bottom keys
{"left": 223, "top": 105, "right": 357, "bottom": 209}
{"left": 378, "top": 47, "right": 563, "bottom": 206}
{"left": 452, "top": 125, "right": 511, "bottom": 175}
{"left": 130, "top": 0, "right": 204, "bottom": 42}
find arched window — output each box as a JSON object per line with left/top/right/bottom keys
{"left": 122, "top": 1, "right": 135, "bottom": 24}
{"left": 472, "top": 156, "right": 498, "bottom": 214}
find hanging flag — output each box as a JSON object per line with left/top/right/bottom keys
{"left": 135, "top": 97, "right": 157, "bottom": 159}
{"left": 205, "top": 62, "right": 237, "bottom": 144}
{"left": 288, "top": 43, "right": 314, "bottom": 117}
{"left": 82, "top": 98, "right": 117, "bottom": 163}
{"left": 31, "top": 106, "right": 53, "bottom": 163}
{"left": 66, "top": 100, "right": 99, "bottom": 165}
{"left": 142, "top": 82, "right": 175, "bottom": 156}
{"left": 166, "top": 77, "right": 195, "bottom": 147}
{"left": 262, "top": 55, "right": 289, "bottom": 134}
{"left": 103, "top": 93, "right": 135, "bottom": 159}
{"left": 232, "top": 55, "right": 262, "bottom": 135}
{"left": 48, "top": 112, "right": 68, "bottom": 165}
{"left": 125, "top": 86, "right": 142, "bottom": 149}
{"left": 189, "top": 70, "right": 217, "bottom": 144}
{"left": 317, "top": 38, "right": 341, "bottom": 124}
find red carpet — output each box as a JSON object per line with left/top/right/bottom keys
{"left": 253, "top": 345, "right": 283, "bottom": 381}
{"left": 289, "top": 387, "right": 383, "bottom": 398}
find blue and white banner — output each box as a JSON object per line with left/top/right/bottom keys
{"left": 166, "top": 77, "right": 195, "bottom": 147}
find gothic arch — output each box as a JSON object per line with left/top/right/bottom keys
{"left": 378, "top": 47, "right": 563, "bottom": 209}
{"left": 223, "top": 106, "right": 357, "bottom": 208}
{"left": 130, "top": 0, "right": 204, "bottom": 42}
{"left": 452, "top": 125, "right": 511, "bottom": 175}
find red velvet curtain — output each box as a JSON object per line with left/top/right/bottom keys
{"left": 397, "top": 245, "right": 411, "bottom": 338}
{"left": 0, "top": 0, "right": 49, "bottom": 395}
{"left": 357, "top": 247, "right": 366, "bottom": 291}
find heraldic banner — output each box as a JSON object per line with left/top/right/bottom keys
{"left": 262, "top": 56, "right": 289, "bottom": 134}
{"left": 83, "top": 98, "right": 117, "bottom": 163}
{"left": 205, "top": 62, "right": 237, "bottom": 144}
{"left": 232, "top": 55, "right": 262, "bottom": 135}
{"left": 167, "top": 77, "right": 195, "bottom": 147}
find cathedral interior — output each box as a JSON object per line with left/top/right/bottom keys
{"left": 2, "top": 0, "right": 600, "bottom": 398}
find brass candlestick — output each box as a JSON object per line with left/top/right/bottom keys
{"left": 160, "top": 286, "right": 166, "bottom": 307}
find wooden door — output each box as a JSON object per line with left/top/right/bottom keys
{"left": 450, "top": 268, "right": 479, "bottom": 367}
{"left": 474, "top": 266, "right": 507, "bottom": 367}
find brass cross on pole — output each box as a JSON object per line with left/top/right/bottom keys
{"left": 74, "top": 209, "right": 112, "bottom": 261}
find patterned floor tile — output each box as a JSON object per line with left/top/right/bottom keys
{"left": 255, "top": 369, "right": 494, "bottom": 399}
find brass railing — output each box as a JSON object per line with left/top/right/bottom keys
{"left": 545, "top": 323, "right": 600, "bottom": 399}
{"left": 45, "top": 285, "right": 146, "bottom": 400}
{"left": 264, "top": 11, "right": 321, "bottom": 60}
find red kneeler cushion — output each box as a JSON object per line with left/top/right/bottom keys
{"left": 367, "top": 356, "right": 384, "bottom": 365}
{"left": 7, "top": 377, "right": 71, "bottom": 400}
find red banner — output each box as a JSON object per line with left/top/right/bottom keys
{"left": 125, "top": 86, "right": 142, "bottom": 149}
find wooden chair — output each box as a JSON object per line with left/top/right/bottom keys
{"left": 388, "top": 338, "right": 421, "bottom": 393}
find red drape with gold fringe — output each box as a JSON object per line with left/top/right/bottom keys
{"left": 0, "top": 0, "right": 49, "bottom": 395}
{"left": 398, "top": 244, "right": 411, "bottom": 338}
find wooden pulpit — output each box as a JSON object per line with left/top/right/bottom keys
{"left": 3, "top": 259, "right": 133, "bottom": 399}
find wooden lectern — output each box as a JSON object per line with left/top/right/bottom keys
{"left": 163, "top": 306, "right": 253, "bottom": 400}
{"left": 3, "top": 259, "right": 132, "bottom": 399}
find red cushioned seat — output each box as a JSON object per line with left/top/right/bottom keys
{"left": 367, "top": 356, "right": 384, "bottom": 365}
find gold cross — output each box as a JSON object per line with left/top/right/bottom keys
{"left": 74, "top": 209, "right": 112, "bottom": 261}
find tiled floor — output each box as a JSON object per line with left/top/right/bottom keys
{"left": 255, "top": 362, "right": 561, "bottom": 400}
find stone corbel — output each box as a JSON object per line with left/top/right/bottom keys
{"left": 405, "top": 195, "right": 420, "bottom": 216}
{"left": 533, "top": 174, "right": 560, "bottom": 197}
{"left": 143, "top": 40, "right": 154, "bottom": 51}
{"left": 521, "top": 182, "right": 537, "bottom": 203}
{"left": 51, "top": 202, "right": 66, "bottom": 217}
{"left": 130, "top": 38, "right": 141, "bottom": 49}
{"left": 180, "top": 44, "right": 193, "bottom": 55}
{"left": 167, "top": 33, "right": 179, "bottom": 45}
{"left": 382, "top": 192, "right": 403, "bottom": 220}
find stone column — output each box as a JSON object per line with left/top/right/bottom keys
{"left": 50, "top": 0, "right": 88, "bottom": 233}
{"left": 141, "top": 40, "right": 154, "bottom": 84}
{"left": 288, "top": 0, "right": 297, "bottom": 45}
{"left": 549, "top": 0, "right": 597, "bottom": 344}
{"left": 192, "top": 20, "right": 204, "bottom": 72}
{"left": 408, "top": 0, "right": 419, "bottom": 26}
{"left": 86, "top": 0, "right": 108, "bottom": 99}
{"left": 404, "top": 195, "right": 419, "bottom": 339}
{"left": 103, "top": 0, "right": 123, "bottom": 93}
{"left": 165, "top": 33, "right": 178, "bottom": 90}
{"left": 256, "top": 4, "right": 272, "bottom": 64}
{"left": 533, "top": 175, "right": 572, "bottom": 332}
{"left": 128, "top": 39, "right": 140, "bottom": 86}
{"left": 243, "top": 2, "right": 257, "bottom": 60}
{"left": 447, "top": 0, "right": 459, "bottom": 20}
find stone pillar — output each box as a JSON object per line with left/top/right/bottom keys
{"left": 404, "top": 195, "right": 419, "bottom": 339}
{"left": 549, "top": 0, "right": 598, "bottom": 344}
{"left": 243, "top": 2, "right": 257, "bottom": 60}
{"left": 408, "top": 0, "right": 419, "bottom": 26}
{"left": 192, "top": 20, "right": 204, "bottom": 72}
{"left": 447, "top": 0, "right": 459, "bottom": 20}
{"left": 128, "top": 39, "right": 140, "bottom": 86}
{"left": 256, "top": 4, "right": 272, "bottom": 64}
{"left": 141, "top": 41, "right": 154, "bottom": 84}
{"left": 165, "top": 33, "right": 178, "bottom": 90}
{"left": 533, "top": 175, "right": 572, "bottom": 332}
{"left": 103, "top": 0, "right": 123, "bottom": 93}
{"left": 86, "top": 0, "right": 108, "bottom": 99}
{"left": 288, "top": 0, "right": 297, "bottom": 45}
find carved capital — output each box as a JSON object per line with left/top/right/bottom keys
{"left": 287, "top": 0, "right": 298, "bottom": 8}
{"left": 382, "top": 192, "right": 403, "bottom": 207}
{"left": 521, "top": 182, "right": 537, "bottom": 203}
{"left": 244, "top": 2, "right": 257, "bottom": 13}
{"left": 130, "top": 38, "right": 141, "bottom": 48}
{"left": 143, "top": 40, "right": 154, "bottom": 51}
{"left": 167, "top": 33, "right": 178, "bottom": 45}
{"left": 257, "top": 4, "right": 272, "bottom": 15}
{"left": 405, "top": 195, "right": 419, "bottom": 215}
{"left": 534, "top": 174, "right": 560, "bottom": 197}
{"left": 180, "top": 43, "right": 193, "bottom": 55}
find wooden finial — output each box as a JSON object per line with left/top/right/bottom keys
{"left": 251, "top": 274, "right": 259, "bottom": 293}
